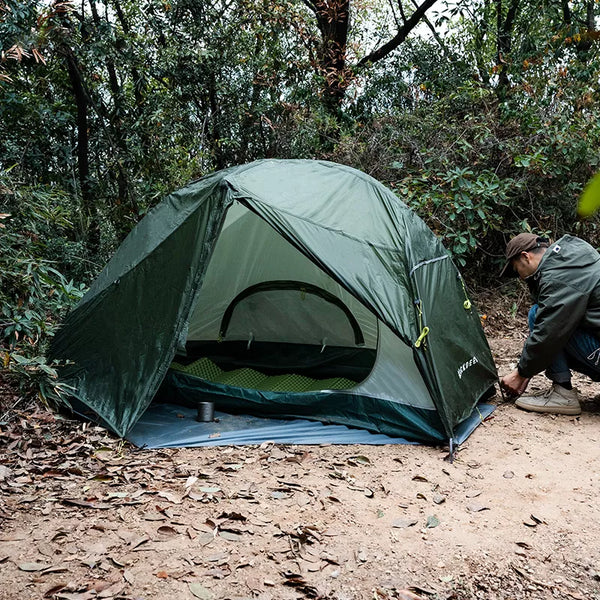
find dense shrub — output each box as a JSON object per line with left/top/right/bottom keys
{"left": 0, "top": 170, "right": 87, "bottom": 402}
{"left": 331, "top": 81, "right": 600, "bottom": 282}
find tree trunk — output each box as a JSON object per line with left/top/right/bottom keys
{"left": 303, "top": 0, "right": 350, "bottom": 116}
{"left": 89, "top": 0, "right": 139, "bottom": 235}
{"left": 208, "top": 71, "right": 225, "bottom": 169}
{"left": 62, "top": 46, "right": 100, "bottom": 254}
{"left": 495, "top": 0, "right": 519, "bottom": 97}
{"left": 472, "top": 0, "right": 492, "bottom": 85}
{"left": 111, "top": 0, "right": 150, "bottom": 151}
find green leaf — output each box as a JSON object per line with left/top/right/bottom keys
{"left": 39, "top": 364, "right": 58, "bottom": 377}
{"left": 10, "top": 354, "right": 29, "bottom": 365}
{"left": 577, "top": 172, "right": 600, "bottom": 217}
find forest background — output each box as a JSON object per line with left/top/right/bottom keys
{"left": 1, "top": 0, "right": 600, "bottom": 401}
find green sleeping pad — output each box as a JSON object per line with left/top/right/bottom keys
{"left": 170, "top": 358, "right": 356, "bottom": 392}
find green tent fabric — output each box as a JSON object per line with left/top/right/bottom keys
{"left": 49, "top": 159, "right": 498, "bottom": 445}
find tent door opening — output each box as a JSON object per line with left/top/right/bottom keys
{"left": 158, "top": 201, "right": 379, "bottom": 404}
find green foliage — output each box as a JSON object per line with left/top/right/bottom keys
{"left": 1, "top": 0, "right": 600, "bottom": 362}
{"left": 404, "top": 165, "right": 513, "bottom": 266}
{"left": 1, "top": 0, "right": 334, "bottom": 247}
{"left": 0, "top": 169, "right": 86, "bottom": 402}
{"left": 332, "top": 65, "right": 600, "bottom": 280}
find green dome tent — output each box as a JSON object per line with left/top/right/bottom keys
{"left": 49, "top": 159, "right": 497, "bottom": 446}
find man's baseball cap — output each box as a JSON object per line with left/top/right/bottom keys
{"left": 500, "top": 233, "right": 550, "bottom": 277}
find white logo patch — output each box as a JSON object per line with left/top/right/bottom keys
{"left": 457, "top": 356, "right": 479, "bottom": 379}
{"left": 587, "top": 348, "right": 600, "bottom": 366}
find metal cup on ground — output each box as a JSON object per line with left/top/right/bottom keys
{"left": 196, "top": 401, "right": 215, "bottom": 422}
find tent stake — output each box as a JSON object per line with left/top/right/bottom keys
{"left": 448, "top": 437, "right": 456, "bottom": 463}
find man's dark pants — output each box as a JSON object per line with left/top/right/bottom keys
{"left": 529, "top": 304, "right": 600, "bottom": 383}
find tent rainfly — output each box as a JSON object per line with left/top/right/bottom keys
{"left": 49, "top": 159, "right": 498, "bottom": 447}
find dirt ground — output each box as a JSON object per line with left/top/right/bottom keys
{"left": 2, "top": 319, "right": 600, "bottom": 600}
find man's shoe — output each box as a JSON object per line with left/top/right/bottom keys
{"left": 516, "top": 384, "right": 581, "bottom": 415}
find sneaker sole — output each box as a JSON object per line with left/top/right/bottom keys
{"left": 515, "top": 400, "right": 581, "bottom": 415}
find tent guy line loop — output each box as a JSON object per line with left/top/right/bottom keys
{"left": 413, "top": 298, "right": 429, "bottom": 349}
{"left": 414, "top": 327, "right": 430, "bottom": 348}
{"left": 459, "top": 275, "right": 473, "bottom": 310}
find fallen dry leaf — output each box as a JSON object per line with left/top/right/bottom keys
{"left": 130, "top": 535, "right": 150, "bottom": 549}
{"left": 392, "top": 518, "right": 418, "bottom": 528}
{"left": 123, "top": 569, "right": 135, "bottom": 584}
{"left": 425, "top": 515, "right": 440, "bottom": 528}
{"left": 189, "top": 582, "right": 214, "bottom": 599}
{"left": 43, "top": 583, "right": 66, "bottom": 598}
{"left": 61, "top": 498, "right": 112, "bottom": 510}
{"left": 219, "top": 531, "right": 242, "bottom": 542}
{"left": 467, "top": 504, "right": 490, "bottom": 513}
{"left": 18, "top": 562, "right": 49, "bottom": 571}
{"left": 97, "top": 582, "right": 124, "bottom": 598}
{"left": 156, "top": 491, "right": 183, "bottom": 504}
{"left": 465, "top": 490, "right": 482, "bottom": 498}
{"left": 157, "top": 525, "right": 178, "bottom": 537}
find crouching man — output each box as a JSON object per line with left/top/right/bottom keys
{"left": 499, "top": 232, "right": 600, "bottom": 414}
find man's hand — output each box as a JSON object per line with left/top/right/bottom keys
{"left": 500, "top": 369, "right": 530, "bottom": 399}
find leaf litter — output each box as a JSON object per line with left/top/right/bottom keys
{"left": 3, "top": 370, "right": 600, "bottom": 600}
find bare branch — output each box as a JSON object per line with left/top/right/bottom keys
{"left": 397, "top": 0, "right": 408, "bottom": 24}
{"left": 387, "top": 0, "right": 401, "bottom": 29}
{"left": 409, "top": 0, "right": 451, "bottom": 58}
{"left": 357, "top": 0, "right": 439, "bottom": 67}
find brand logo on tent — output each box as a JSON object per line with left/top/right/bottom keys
{"left": 457, "top": 356, "right": 479, "bottom": 379}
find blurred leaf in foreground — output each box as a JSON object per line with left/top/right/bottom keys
{"left": 577, "top": 172, "right": 600, "bottom": 217}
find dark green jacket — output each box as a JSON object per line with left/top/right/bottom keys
{"left": 518, "top": 235, "right": 600, "bottom": 378}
